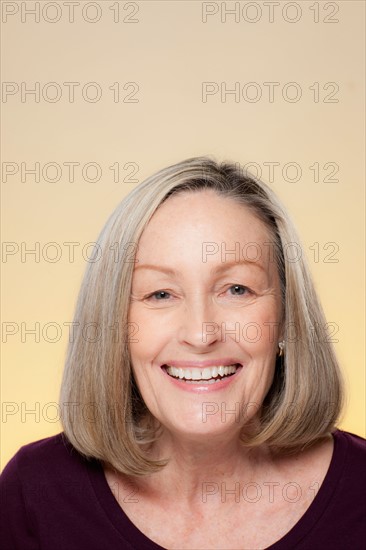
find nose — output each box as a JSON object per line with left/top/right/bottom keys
{"left": 177, "top": 295, "right": 221, "bottom": 350}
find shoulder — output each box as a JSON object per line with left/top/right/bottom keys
{"left": 335, "top": 428, "right": 366, "bottom": 445}
{"left": 1, "top": 432, "right": 94, "bottom": 488}
{"left": 0, "top": 433, "right": 89, "bottom": 549}
{"left": 333, "top": 428, "right": 366, "bottom": 464}
{"left": 330, "top": 428, "right": 366, "bottom": 500}
{"left": 3, "top": 432, "right": 71, "bottom": 464}
{"left": 2, "top": 432, "right": 75, "bottom": 465}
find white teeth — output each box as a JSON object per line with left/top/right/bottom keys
{"left": 165, "top": 364, "right": 239, "bottom": 382}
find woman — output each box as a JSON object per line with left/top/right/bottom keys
{"left": 1, "top": 157, "right": 365, "bottom": 549}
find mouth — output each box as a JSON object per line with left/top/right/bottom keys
{"left": 161, "top": 363, "right": 243, "bottom": 385}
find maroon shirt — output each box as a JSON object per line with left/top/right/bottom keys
{"left": 1, "top": 429, "right": 365, "bottom": 549}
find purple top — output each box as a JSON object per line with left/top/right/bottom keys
{"left": 1, "top": 429, "right": 365, "bottom": 549}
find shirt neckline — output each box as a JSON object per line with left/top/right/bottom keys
{"left": 86, "top": 429, "right": 348, "bottom": 550}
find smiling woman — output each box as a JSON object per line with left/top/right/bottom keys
{"left": 1, "top": 157, "right": 365, "bottom": 550}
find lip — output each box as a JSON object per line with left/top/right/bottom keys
{"left": 161, "top": 358, "right": 243, "bottom": 368}
{"left": 160, "top": 361, "right": 243, "bottom": 393}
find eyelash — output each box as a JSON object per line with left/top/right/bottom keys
{"left": 144, "top": 285, "right": 252, "bottom": 302}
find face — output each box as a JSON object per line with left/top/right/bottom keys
{"left": 128, "top": 190, "right": 283, "bottom": 440}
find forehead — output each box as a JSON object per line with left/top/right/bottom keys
{"left": 139, "top": 190, "right": 270, "bottom": 252}
{"left": 136, "top": 190, "right": 273, "bottom": 261}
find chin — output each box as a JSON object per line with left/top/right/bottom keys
{"left": 158, "top": 411, "right": 243, "bottom": 441}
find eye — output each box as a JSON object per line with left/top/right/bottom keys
{"left": 145, "top": 290, "right": 172, "bottom": 301}
{"left": 227, "top": 284, "right": 250, "bottom": 296}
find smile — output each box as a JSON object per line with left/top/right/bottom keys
{"left": 162, "top": 363, "right": 242, "bottom": 385}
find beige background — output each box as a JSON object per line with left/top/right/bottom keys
{"left": 1, "top": 0, "right": 365, "bottom": 469}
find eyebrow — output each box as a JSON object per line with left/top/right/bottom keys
{"left": 133, "top": 259, "right": 265, "bottom": 276}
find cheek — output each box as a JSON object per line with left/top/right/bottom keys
{"left": 227, "top": 301, "right": 281, "bottom": 350}
{"left": 128, "top": 305, "right": 170, "bottom": 363}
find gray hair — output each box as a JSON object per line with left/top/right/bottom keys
{"left": 59, "top": 156, "right": 344, "bottom": 475}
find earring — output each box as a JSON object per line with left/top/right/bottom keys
{"left": 278, "top": 341, "right": 285, "bottom": 357}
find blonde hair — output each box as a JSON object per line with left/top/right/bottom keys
{"left": 59, "top": 156, "right": 344, "bottom": 475}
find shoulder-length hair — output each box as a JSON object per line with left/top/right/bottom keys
{"left": 59, "top": 156, "right": 344, "bottom": 476}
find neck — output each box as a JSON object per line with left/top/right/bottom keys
{"left": 134, "top": 427, "right": 276, "bottom": 509}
